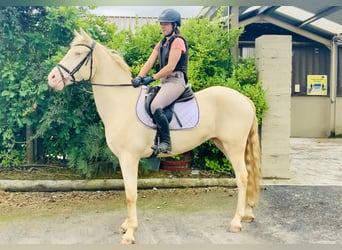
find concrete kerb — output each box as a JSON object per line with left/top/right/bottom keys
{"left": 0, "top": 178, "right": 237, "bottom": 192}
{"left": 1, "top": 177, "right": 341, "bottom": 192}
{"left": 1, "top": 137, "right": 341, "bottom": 191}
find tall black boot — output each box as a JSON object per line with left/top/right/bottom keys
{"left": 151, "top": 108, "right": 171, "bottom": 154}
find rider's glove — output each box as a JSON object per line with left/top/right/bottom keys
{"left": 142, "top": 76, "right": 155, "bottom": 86}
{"left": 131, "top": 76, "right": 143, "bottom": 88}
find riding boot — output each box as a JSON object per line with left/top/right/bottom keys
{"left": 151, "top": 108, "right": 171, "bottom": 154}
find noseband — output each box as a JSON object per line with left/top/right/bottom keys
{"left": 56, "top": 40, "right": 96, "bottom": 86}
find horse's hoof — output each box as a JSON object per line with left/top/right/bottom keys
{"left": 118, "top": 226, "right": 127, "bottom": 234}
{"left": 120, "top": 236, "right": 135, "bottom": 244}
{"left": 229, "top": 225, "right": 242, "bottom": 233}
{"left": 242, "top": 215, "right": 255, "bottom": 223}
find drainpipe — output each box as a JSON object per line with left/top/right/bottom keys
{"left": 329, "top": 34, "right": 340, "bottom": 137}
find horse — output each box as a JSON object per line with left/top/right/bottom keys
{"left": 47, "top": 29, "right": 261, "bottom": 244}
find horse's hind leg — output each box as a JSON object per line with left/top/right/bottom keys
{"left": 228, "top": 147, "right": 249, "bottom": 232}
{"left": 242, "top": 179, "right": 256, "bottom": 223}
{"left": 213, "top": 139, "right": 247, "bottom": 233}
{"left": 242, "top": 206, "right": 255, "bottom": 223}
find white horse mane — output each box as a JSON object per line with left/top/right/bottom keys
{"left": 72, "top": 32, "right": 131, "bottom": 76}
{"left": 101, "top": 45, "right": 131, "bottom": 75}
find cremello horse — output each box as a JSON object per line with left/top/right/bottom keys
{"left": 47, "top": 29, "right": 261, "bottom": 244}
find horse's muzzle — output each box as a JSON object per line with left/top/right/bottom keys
{"left": 47, "top": 67, "right": 65, "bottom": 91}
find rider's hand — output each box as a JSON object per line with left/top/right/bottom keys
{"left": 142, "top": 76, "right": 155, "bottom": 86}
{"left": 131, "top": 76, "right": 143, "bottom": 88}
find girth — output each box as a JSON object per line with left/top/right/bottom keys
{"left": 144, "top": 84, "right": 194, "bottom": 126}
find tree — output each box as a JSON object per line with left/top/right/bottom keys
{"left": 0, "top": 6, "right": 124, "bottom": 168}
{"left": 35, "top": 7, "right": 127, "bottom": 176}
{"left": 0, "top": 7, "right": 51, "bottom": 166}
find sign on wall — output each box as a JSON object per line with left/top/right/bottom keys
{"left": 307, "top": 75, "right": 328, "bottom": 95}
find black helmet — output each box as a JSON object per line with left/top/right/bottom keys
{"left": 158, "top": 9, "right": 181, "bottom": 27}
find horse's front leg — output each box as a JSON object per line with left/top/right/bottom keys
{"left": 118, "top": 154, "right": 139, "bottom": 244}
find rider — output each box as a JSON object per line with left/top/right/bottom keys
{"left": 132, "top": 9, "right": 188, "bottom": 154}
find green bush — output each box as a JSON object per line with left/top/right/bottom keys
{"left": 120, "top": 9, "right": 268, "bottom": 175}
{"left": 181, "top": 12, "right": 242, "bottom": 91}
{"left": 67, "top": 123, "right": 120, "bottom": 178}
{"left": 0, "top": 6, "right": 268, "bottom": 178}
{"left": 46, "top": 8, "right": 268, "bottom": 176}
{"left": 192, "top": 141, "right": 233, "bottom": 175}
{"left": 181, "top": 15, "right": 267, "bottom": 174}
{"left": 191, "top": 58, "right": 268, "bottom": 174}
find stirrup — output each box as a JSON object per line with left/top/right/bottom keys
{"left": 151, "top": 142, "right": 171, "bottom": 154}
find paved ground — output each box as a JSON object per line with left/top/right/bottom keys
{"left": 264, "top": 137, "right": 342, "bottom": 186}
{"left": 0, "top": 138, "right": 341, "bottom": 244}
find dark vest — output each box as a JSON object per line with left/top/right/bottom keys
{"left": 158, "top": 34, "right": 188, "bottom": 82}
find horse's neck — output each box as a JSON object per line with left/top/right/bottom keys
{"left": 91, "top": 46, "right": 131, "bottom": 85}
{"left": 91, "top": 47, "right": 138, "bottom": 125}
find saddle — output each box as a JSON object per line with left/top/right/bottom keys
{"left": 135, "top": 86, "right": 199, "bottom": 131}
{"left": 144, "top": 84, "right": 195, "bottom": 126}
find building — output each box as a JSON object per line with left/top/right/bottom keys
{"left": 201, "top": 6, "right": 342, "bottom": 178}
{"left": 201, "top": 6, "right": 342, "bottom": 138}
{"left": 107, "top": 16, "right": 158, "bottom": 32}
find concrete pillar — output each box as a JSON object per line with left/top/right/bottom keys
{"left": 229, "top": 6, "right": 240, "bottom": 62}
{"left": 255, "top": 35, "right": 292, "bottom": 179}
{"left": 329, "top": 40, "right": 338, "bottom": 136}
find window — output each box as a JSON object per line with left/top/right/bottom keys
{"left": 292, "top": 44, "right": 330, "bottom": 96}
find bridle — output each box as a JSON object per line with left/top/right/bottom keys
{"left": 56, "top": 40, "right": 131, "bottom": 87}
{"left": 57, "top": 41, "right": 96, "bottom": 86}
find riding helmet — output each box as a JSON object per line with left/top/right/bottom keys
{"left": 158, "top": 9, "right": 182, "bottom": 27}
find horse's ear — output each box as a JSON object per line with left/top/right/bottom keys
{"left": 74, "top": 30, "right": 81, "bottom": 37}
{"left": 79, "top": 28, "right": 93, "bottom": 41}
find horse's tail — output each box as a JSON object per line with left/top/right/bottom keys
{"left": 245, "top": 115, "right": 261, "bottom": 208}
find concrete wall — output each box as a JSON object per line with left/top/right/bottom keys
{"left": 335, "top": 97, "right": 342, "bottom": 136}
{"left": 256, "top": 35, "right": 291, "bottom": 179}
{"left": 291, "top": 97, "right": 331, "bottom": 137}
{"left": 291, "top": 97, "right": 342, "bottom": 137}
{"left": 107, "top": 16, "right": 158, "bottom": 32}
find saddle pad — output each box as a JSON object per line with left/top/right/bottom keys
{"left": 136, "top": 86, "right": 199, "bottom": 130}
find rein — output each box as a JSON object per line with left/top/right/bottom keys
{"left": 74, "top": 82, "right": 132, "bottom": 95}
{"left": 91, "top": 83, "right": 132, "bottom": 87}
{"left": 56, "top": 40, "right": 132, "bottom": 88}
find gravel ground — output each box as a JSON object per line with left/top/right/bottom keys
{"left": 0, "top": 137, "right": 341, "bottom": 244}
{"left": 0, "top": 185, "right": 341, "bottom": 244}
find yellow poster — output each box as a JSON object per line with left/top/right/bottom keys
{"left": 307, "top": 75, "right": 327, "bottom": 95}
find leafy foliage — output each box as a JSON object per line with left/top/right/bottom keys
{"left": 0, "top": 6, "right": 124, "bottom": 169}
{"left": 67, "top": 123, "right": 120, "bottom": 178}
{"left": 180, "top": 13, "right": 267, "bottom": 174}
{"left": 124, "top": 21, "right": 162, "bottom": 76}
{"left": 0, "top": 6, "right": 268, "bottom": 177}
{"left": 0, "top": 7, "right": 52, "bottom": 165}
{"left": 33, "top": 7, "right": 126, "bottom": 175}
{"left": 191, "top": 57, "right": 268, "bottom": 174}
{"left": 181, "top": 13, "right": 242, "bottom": 91}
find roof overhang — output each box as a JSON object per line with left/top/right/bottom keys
{"left": 239, "top": 14, "right": 332, "bottom": 48}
